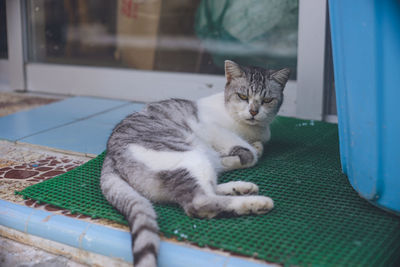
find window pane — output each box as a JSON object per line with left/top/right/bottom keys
{"left": 0, "top": 0, "right": 7, "bottom": 59}
{"left": 26, "top": 0, "right": 298, "bottom": 78}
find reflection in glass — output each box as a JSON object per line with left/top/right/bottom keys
{"left": 26, "top": 0, "right": 298, "bottom": 78}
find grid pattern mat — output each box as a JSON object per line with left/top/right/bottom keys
{"left": 17, "top": 117, "right": 400, "bottom": 266}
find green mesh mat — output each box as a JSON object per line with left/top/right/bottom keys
{"left": 17, "top": 117, "right": 400, "bottom": 266}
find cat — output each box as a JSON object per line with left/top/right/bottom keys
{"left": 100, "top": 60, "right": 290, "bottom": 267}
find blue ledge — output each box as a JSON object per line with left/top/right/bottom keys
{"left": 0, "top": 200, "right": 273, "bottom": 267}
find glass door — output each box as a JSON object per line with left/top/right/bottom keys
{"left": 6, "top": 0, "right": 330, "bottom": 120}
{"left": 26, "top": 0, "right": 298, "bottom": 75}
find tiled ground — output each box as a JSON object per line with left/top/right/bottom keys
{"left": 0, "top": 92, "right": 60, "bottom": 117}
{"left": 0, "top": 144, "right": 86, "bottom": 183}
{"left": 0, "top": 144, "right": 128, "bottom": 230}
{"left": 0, "top": 94, "right": 95, "bottom": 266}
{"left": 0, "top": 236, "right": 86, "bottom": 267}
{"left": 0, "top": 140, "right": 88, "bottom": 208}
{"left": 0, "top": 96, "right": 144, "bottom": 155}
{"left": 0, "top": 94, "right": 144, "bottom": 233}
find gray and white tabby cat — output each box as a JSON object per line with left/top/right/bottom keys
{"left": 100, "top": 60, "right": 290, "bottom": 267}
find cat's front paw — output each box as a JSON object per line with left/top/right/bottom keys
{"left": 252, "top": 141, "right": 264, "bottom": 158}
{"left": 222, "top": 145, "right": 258, "bottom": 171}
{"left": 221, "top": 155, "right": 242, "bottom": 171}
{"left": 228, "top": 146, "right": 256, "bottom": 166}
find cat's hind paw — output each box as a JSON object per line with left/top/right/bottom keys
{"left": 229, "top": 196, "right": 274, "bottom": 215}
{"left": 216, "top": 181, "right": 259, "bottom": 196}
{"left": 249, "top": 196, "right": 274, "bottom": 214}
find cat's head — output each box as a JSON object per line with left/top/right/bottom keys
{"left": 224, "top": 60, "right": 290, "bottom": 126}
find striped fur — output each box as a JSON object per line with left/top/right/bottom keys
{"left": 100, "top": 60, "right": 290, "bottom": 267}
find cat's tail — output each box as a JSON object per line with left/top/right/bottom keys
{"left": 100, "top": 157, "right": 159, "bottom": 267}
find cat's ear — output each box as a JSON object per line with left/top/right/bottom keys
{"left": 270, "top": 68, "right": 291, "bottom": 86}
{"left": 225, "top": 60, "right": 244, "bottom": 82}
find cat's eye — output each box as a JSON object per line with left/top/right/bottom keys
{"left": 263, "top": 98, "right": 274, "bottom": 104}
{"left": 237, "top": 93, "right": 248, "bottom": 101}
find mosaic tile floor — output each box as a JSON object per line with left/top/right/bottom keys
{"left": 0, "top": 141, "right": 87, "bottom": 206}
{"left": 0, "top": 140, "right": 129, "bottom": 231}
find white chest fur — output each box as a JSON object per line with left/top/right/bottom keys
{"left": 196, "top": 92, "right": 271, "bottom": 144}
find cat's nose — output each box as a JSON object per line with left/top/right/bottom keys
{"left": 249, "top": 109, "right": 258, "bottom": 116}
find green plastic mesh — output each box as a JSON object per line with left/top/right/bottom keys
{"left": 17, "top": 117, "right": 400, "bottom": 266}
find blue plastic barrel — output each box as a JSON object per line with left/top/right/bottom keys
{"left": 329, "top": 0, "right": 400, "bottom": 214}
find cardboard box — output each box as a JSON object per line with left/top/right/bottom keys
{"left": 116, "top": 0, "right": 202, "bottom": 72}
{"left": 153, "top": 0, "right": 202, "bottom": 73}
{"left": 116, "top": 0, "right": 162, "bottom": 70}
